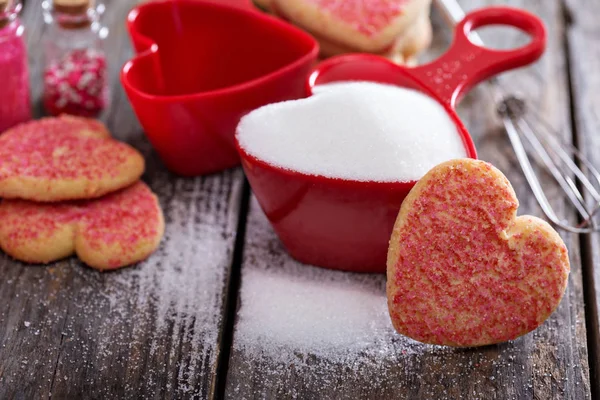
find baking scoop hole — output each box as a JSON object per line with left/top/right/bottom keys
{"left": 470, "top": 25, "right": 532, "bottom": 50}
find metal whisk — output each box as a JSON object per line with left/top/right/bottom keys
{"left": 434, "top": 0, "right": 600, "bottom": 233}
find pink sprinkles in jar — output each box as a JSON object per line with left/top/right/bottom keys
{"left": 0, "top": 20, "right": 31, "bottom": 133}
{"left": 43, "top": 48, "right": 108, "bottom": 117}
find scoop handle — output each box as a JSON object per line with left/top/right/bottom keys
{"left": 410, "top": 6, "right": 546, "bottom": 107}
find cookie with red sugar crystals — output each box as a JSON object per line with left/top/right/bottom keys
{"left": 0, "top": 115, "right": 144, "bottom": 202}
{"left": 273, "top": 0, "right": 432, "bottom": 58}
{"left": 386, "top": 159, "right": 570, "bottom": 347}
{"left": 0, "top": 182, "right": 164, "bottom": 271}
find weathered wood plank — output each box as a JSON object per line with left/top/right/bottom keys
{"left": 563, "top": 0, "right": 600, "bottom": 394}
{"left": 0, "top": 0, "right": 245, "bottom": 398}
{"left": 224, "top": 0, "right": 591, "bottom": 398}
{"left": 0, "top": 3, "right": 65, "bottom": 398}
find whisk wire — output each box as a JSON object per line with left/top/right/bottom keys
{"left": 497, "top": 92, "right": 600, "bottom": 232}
{"left": 434, "top": 0, "right": 600, "bottom": 233}
{"left": 499, "top": 108, "right": 564, "bottom": 227}
{"left": 515, "top": 114, "right": 591, "bottom": 221}
{"left": 525, "top": 106, "right": 600, "bottom": 202}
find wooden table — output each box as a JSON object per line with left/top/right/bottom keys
{"left": 0, "top": 0, "right": 597, "bottom": 398}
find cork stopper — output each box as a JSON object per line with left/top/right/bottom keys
{"left": 0, "top": 0, "right": 10, "bottom": 13}
{"left": 0, "top": 0, "right": 11, "bottom": 29}
{"left": 53, "top": 0, "right": 94, "bottom": 16}
{"left": 52, "top": 0, "right": 94, "bottom": 29}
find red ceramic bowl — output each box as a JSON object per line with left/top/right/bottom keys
{"left": 121, "top": 0, "right": 319, "bottom": 176}
{"left": 237, "top": 6, "right": 546, "bottom": 273}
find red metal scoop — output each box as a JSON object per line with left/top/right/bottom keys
{"left": 237, "top": 6, "right": 546, "bottom": 273}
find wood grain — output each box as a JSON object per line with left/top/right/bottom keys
{"left": 224, "top": 0, "right": 592, "bottom": 398}
{"left": 0, "top": 0, "right": 245, "bottom": 398}
{"left": 0, "top": 0, "right": 595, "bottom": 398}
{"left": 563, "top": 0, "right": 600, "bottom": 395}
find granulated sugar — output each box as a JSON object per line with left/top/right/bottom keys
{"left": 229, "top": 198, "right": 448, "bottom": 397}
{"left": 87, "top": 169, "right": 243, "bottom": 397}
{"left": 237, "top": 81, "right": 467, "bottom": 182}
{"left": 0, "top": 167, "right": 244, "bottom": 399}
{"left": 239, "top": 264, "right": 393, "bottom": 356}
{"left": 227, "top": 199, "right": 578, "bottom": 398}
{"left": 233, "top": 197, "right": 432, "bottom": 363}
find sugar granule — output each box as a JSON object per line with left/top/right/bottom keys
{"left": 237, "top": 81, "right": 467, "bottom": 182}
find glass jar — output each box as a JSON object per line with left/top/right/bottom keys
{"left": 0, "top": 0, "right": 31, "bottom": 133}
{"left": 41, "top": 0, "right": 109, "bottom": 117}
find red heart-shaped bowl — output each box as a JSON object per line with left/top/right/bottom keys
{"left": 237, "top": 6, "right": 546, "bottom": 273}
{"left": 121, "top": 0, "right": 319, "bottom": 176}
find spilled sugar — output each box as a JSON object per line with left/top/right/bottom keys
{"left": 234, "top": 197, "right": 432, "bottom": 363}
{"left": 0, "top": 167, "right": 244, "bottom": 398}
{"left": 0, "top": 183, "right": 587, "bottom": 397}
{"left": 228, "top": 199, "right": 582, "bottom": 397}
{"left": 0, "top": 148, "right": 585, "bottom": 396}
{"left": 238, "top": 264, "right": 395, "bottom": 357}
{"left": 237, "top": 81, "right": 467, "bottom": 182}
{"left": 89, "top": 170, "right": 243, "bottom": 396}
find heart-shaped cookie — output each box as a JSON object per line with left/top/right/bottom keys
{"left": 0, "top": 182, "right": 164, "bottom": 271}
{"left": 273, "top": 0, "right": 431, "bottom": 55}
{"left": 0, "top": 115, "right": 145, "bottom": 202}
{"left": 386, "top": 159, "right": 570, "bottom": 347}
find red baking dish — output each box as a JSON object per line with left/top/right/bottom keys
{"left": 237, "top": 6, "right": 547, "bottom": 273}
{"left": 121, "top": 0, "right": 319, "bottom": 176}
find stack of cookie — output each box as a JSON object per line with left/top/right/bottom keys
{"left": 0, "top": 115, "right": 164, "bottom": 271}
{"left": 255, "top": 0, "right": 433, "bottom": 64}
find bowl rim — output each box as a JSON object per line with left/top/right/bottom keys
{"left": 235, "top": 136, "right": 440, "bottom": 190}
{"left": 120, "top": 0, "right": 320, "bottom": 103}
{"left": 235, "top": 65, "right": 479, "bottom": 188}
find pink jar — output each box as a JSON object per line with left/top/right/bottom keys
{"left": 0, "top": 0, "right": 31, "bottom": 133}
{"left": 41, "top": 0, "right": 109, "bottom": 117}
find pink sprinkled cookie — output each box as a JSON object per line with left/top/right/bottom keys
{"left": 0, "top": 115, "right": 144, "bottom": 202}
{"left": 273, "top": 0, "right": 432, "bottom": 59}
{"left": 0, "top": 182, "right": 164, "bottom": 271}
{"left": 387, "top": 159, "right": 570, "bottom": 347}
